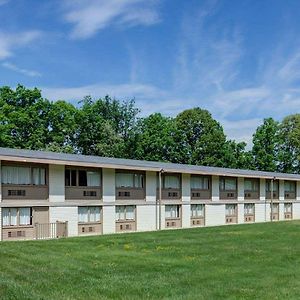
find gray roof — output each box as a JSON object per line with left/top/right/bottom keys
{"left": 0, "top": 147, "right": 300, "bottom": 180}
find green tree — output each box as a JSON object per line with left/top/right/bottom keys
{"left": 175, "top": 108, "right": 227, "bottom": 166}
{"left": 252, "top": 118, "right": 279, "bottom": 172}
{"left": 277, "top": 114, "right": 300, "bottom": 173}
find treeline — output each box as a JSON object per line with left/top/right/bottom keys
{"left": 1, "top": 85, "right": 300, "bottom": 173}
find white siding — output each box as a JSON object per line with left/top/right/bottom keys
{"left": 146, "top": 171, "right": 156, "bottom": 202}
{"left": 279, "top": 180, "right": 285, "bottom": 201}
{"left": 260, "top": 179, "right": 266, "bottom": 201}
{"left": 181, "top": 204, "right": 191, "bottom": 228}
{"left": 182, "top": 174, "right": 190, "bottom": 202}
{"left": 49, "top": 206, "right": 78, "bottom": 236}
{"left": 49, "top": 164, "right": 65, "bottom": 203}
{"left": 279, "top": 203, "right": 285, "bottom": 220}
{"left": 238, "top": 203, "right": 244, "bottom": 224}
{"left": 205, "top": 204, "right": 225, "bottom": 226}
{"left": 211, "top": 176, "right": 219, "bottom": 201}
{"left": 102, "top": 205, "right": 115, "bottom": 234}
{"left": 293, "top": 202, "right": 300, "bottom": 219}
{"left": 136, "top": 205, "right": 156, "bottom": 231}
{"left": 102, "top": 168, "right": 115, "bottom": 203}
{"left": 255, "top": 203, "right": 266, "bottom": 222}
{"left": 160, "top": 204, "right": 165, "bottom": 229}
{"left": 238, "top": 177, "right": 244, "bottom": 201}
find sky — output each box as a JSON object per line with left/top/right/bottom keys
{"left": 1, "top": 0, "right": 300, "bottom": 146}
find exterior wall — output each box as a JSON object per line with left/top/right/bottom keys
{"left": 255, "top": 203, "right": 266, "bottom": 223}
{"left": 0, "top": 160, "right": 2, "bottom": 241}
{"left": 146, "top": 171, "right": 156, "bottom": 202}
{"left": 205, "top": 204, "right": 225, "bottom": 226}
{"left": 49, "top": 206, "right": 78, "bottom": 236}
{"left": 181, "top": 204, "right": 191, "bottom": 228}
{"left": 211, "top": 176, "right": 219, "bottom": 201}
{"left": 293, "top": 202, "right": 300, "bottom": 219}
{"left": 238, "top": 203, "right": 244, "bottom": 224}
{"left": 279, "top": 203, "right": 284, "bottom": 220}
{"left": 102, "top": 168, "right": 115, "bottom": 203}
{"left": 238, "top": 178, "right": 244, "bottom": 201}
{"left": 260, "top": 179, "right": 266, "bottom": 201}
{"left": 49, "top": 164, "right": 65, "bottom": 203}
{"left": 136, "top": 205, "right": 156, "bottom": 231}
{"left": 160, "top": 204, "right": 165, "bottom": 230}
{"left": 279, "top": 180, "right": 285, "bottom": 201}
{"left": 102, "top": 205, "right": 115, "bottom": 234}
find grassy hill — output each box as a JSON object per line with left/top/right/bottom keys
{"left": 1, "top": 221, "right": 300, "bottom": 299}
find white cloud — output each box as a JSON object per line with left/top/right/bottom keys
{"left": 0, "top": 30, "right": 42, "bottom": 60}
{"left": 63, "top": 0, "right": 160, "bottom": 39}
{"left": 2, "top": 62, "right": 41, "bottom": 77}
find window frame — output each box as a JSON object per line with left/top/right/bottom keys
{"left": 191, "top": 204, "right": 205, "bottom": 218}
{"left": 165, "top": 205, "right": 181, "bottom": 219}
{"left": 219, "top": 177, "right": 237, "bottom": 191}
{"left": 115, "top": 170, "right": 145, "bottom": 189}
{"left": 190, "top": 175, "right": 210, "bottom": 190}
{"left": 115, "top": 205, "right": 136, "bottom": 221}
{"left": 2, "top": 207, "right": 32, "bottom": 227}
{"left": 78, "top": 206, "right": 101, "bottom": 223}
{"left": 65, "top": 167, "right": 101, "bottom": 187}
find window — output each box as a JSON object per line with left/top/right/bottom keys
{"left": 2, "top": 166, "right": 46, "bottom": 185}
{"left": 65, "top": 169, "right": 101, "bottom": 187}
{"left": 244, "top": 179, "right": 259, "bottom": 191}
{"left": 164, "top": 175, "right": 180, "bottom": 189}
{"left": 270, "top": 203, "right": 279, "bottom": 213}
{"left": 284, "top": 181, "right": 296, "bottom": 192}
{"left": 220, "top": 177, "right": 237, "bottom": 191}
{"left": 244, "top": 203, "right": 254, "bottom": 215}
{"left": 191, "top": 176, "right": 209, "bottom": 190}
{"left": 116, "top": 172, "right": 144, "bottom": 188}
{"left": 225, "top": 204, "right": 237, "bottom": 216}
{"left": 191, "top": 204, "right": 204, "bottom": 217}
{"left": 115, "top": 206, "right": 135, "bottom": 221}
{"left": 2, "top": 207, "right": 32, "bottom": 226}
{"left": 266, "top": 180, "right": 279, "bottom": 192}
{"left": 284, "top": 203, "right": 292, "bottom": 213}
{"left": 78, "top": 206, "right": 101, "bottom": 223}
{"left": 165, "top": 205, "right": 180, "bottom": 219}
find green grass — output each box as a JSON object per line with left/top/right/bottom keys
{"left": 1, "top": 221, "right": 300, "bottom": 300}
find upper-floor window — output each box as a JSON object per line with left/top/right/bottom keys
{"left": 65, "top": 169, "right": 101, "bottom": 187}
{"left": 116, "top": 172, "right": 144, "bottom": 188}
{"left": 2, "top": 166, "right": 46, "bottom": 185}
{"left": 191, "top": 176, "right": 210, "bottom": 190}
{"left": 244, "top": 179, "right": 259, "bottom": 191}
{"left": 219, "top": 177, "right": 237, "bottom": 191}
{"left": 163, "top": 174, "right": 180, "bottom": 189}
{"left": 266, "top": 180, "right": 279, "bottom": 192}
{"left": 284, "top": 181, "right": 296, "bottom": 192}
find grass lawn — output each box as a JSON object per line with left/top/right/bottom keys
{"left": 1, "top": 221, "right": 300, "bottom": 300}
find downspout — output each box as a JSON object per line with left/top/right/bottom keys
{"left": 158, "top": 168, "right": 164, "bottom": 230}
{"left": 270, "top": 177, "right": 275, "bottom": 222}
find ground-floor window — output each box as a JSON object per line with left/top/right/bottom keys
{"left": 244, "top": 203, "right": 255, "bottom": 215}
{"left": 78, "top": 206, "right": 101, "bottom": 223}
{"left": 115, "top": 205, "right": 135, "bottom": 221}
{"left": 284, "top": 203, "right": 292, "bottom": 213}
{"left": 270, "top": 203, "right": 279, "bottom": 213}
{"left": 165, "top": 205, "right": 180, "bottom": 219}
{"left": 191, "top": 204, "right": 204, "bottom": 217}
{"left": 2, "top": 207, "right": 32, "bottom": 226}
{"left": 225, "top": 204, "right": 237, "bottom": 216}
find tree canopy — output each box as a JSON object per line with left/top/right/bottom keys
{"left": 0, "top": 84, "right": 299, "bottom": 173}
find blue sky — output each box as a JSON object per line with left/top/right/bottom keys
{"left": 1, "top": 0, "right": 300, "bottom": 146}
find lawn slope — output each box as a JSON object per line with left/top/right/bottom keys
{"left": 1, "top": 221, "right": 300, "bottom": 300}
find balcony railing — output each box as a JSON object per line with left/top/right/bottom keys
{"left": 2, "top": 185, "right": 48, "bottom": 200}
{"left": 191, "top": 189, "right": 211, "bottom": 200}
{"left": 116, "top": 187, "right": 145, "bottom": 200}
{"left": 65, "top": 186, "right": 102, "bottom": 200}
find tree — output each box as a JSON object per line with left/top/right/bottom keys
{"left": 175, "top": 108, "right": 227, "bottom": 166}
{"left": 277, "top": 114, "right": 300, "bottom": 173}
{"left": 252, "top": 118, "right": 279, "bottom": 172}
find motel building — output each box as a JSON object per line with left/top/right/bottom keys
{"left": 0, "top": 147, "right": 299, "bottom": 241}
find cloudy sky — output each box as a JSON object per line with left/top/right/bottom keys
{"left": 1, "top": 0, "right": 300, "bottom": 146}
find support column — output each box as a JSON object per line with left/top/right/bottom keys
{"left": 181, "top": 173, "right": 191, "bottom": 228}
{"left": 49, "top": 164, "right": 65, "bottom": 203}
{"left": 238, "top": 177, "right": 244, "bottom": 201}
{"left": 260, "top": 178, "right": 266, "bottom": 201}
{"left": 297, "top": 182, "right": 300, "bottom": 201}
{"left": 279, "top": 180, "right": 285, "bottom": 201}
{"left": 211, "top": 176, "right": 220, "bottom": 201}
{"left": 238, "top": 203, "right": 244, "bottom": 224}
{"left": 102, "top": 168, "right": 115, "bottom": 234}
{"left": 279, "top": 203, "right": 284, "bottom": 220}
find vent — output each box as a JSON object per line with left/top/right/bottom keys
{"left": 88, "top": 226, "right": 94, "bottom": 232}
{"left": 245, "top": 193, "right": 251, "bottom": 198}
{"left": 8, "top": 231, "right": 25, "bottom": 238}
{"left": 168, "top": 192, "right": 178, "bottom": 197}
{"left": 8, "top": 190, "right": 26, "bottom": 196}
{"left": 83, "top": 191, "right": 97, "bottom": 197}
{"left": 227, "top": 193, "right": 234, "bottom": 198}
{"left": 81, "top": 227, "right": 85, "bottom": 233}
{"left": 192, "top": 192, "right": 201, "bottom": 198}
{"left": 166, "top": 222, "right": 170, "bottom": 227}
{"left": 285, "top": 193, "right": 290, "bottom": 198}
{"left": 118, "top": 191, "right": 130, "bottom": 197}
